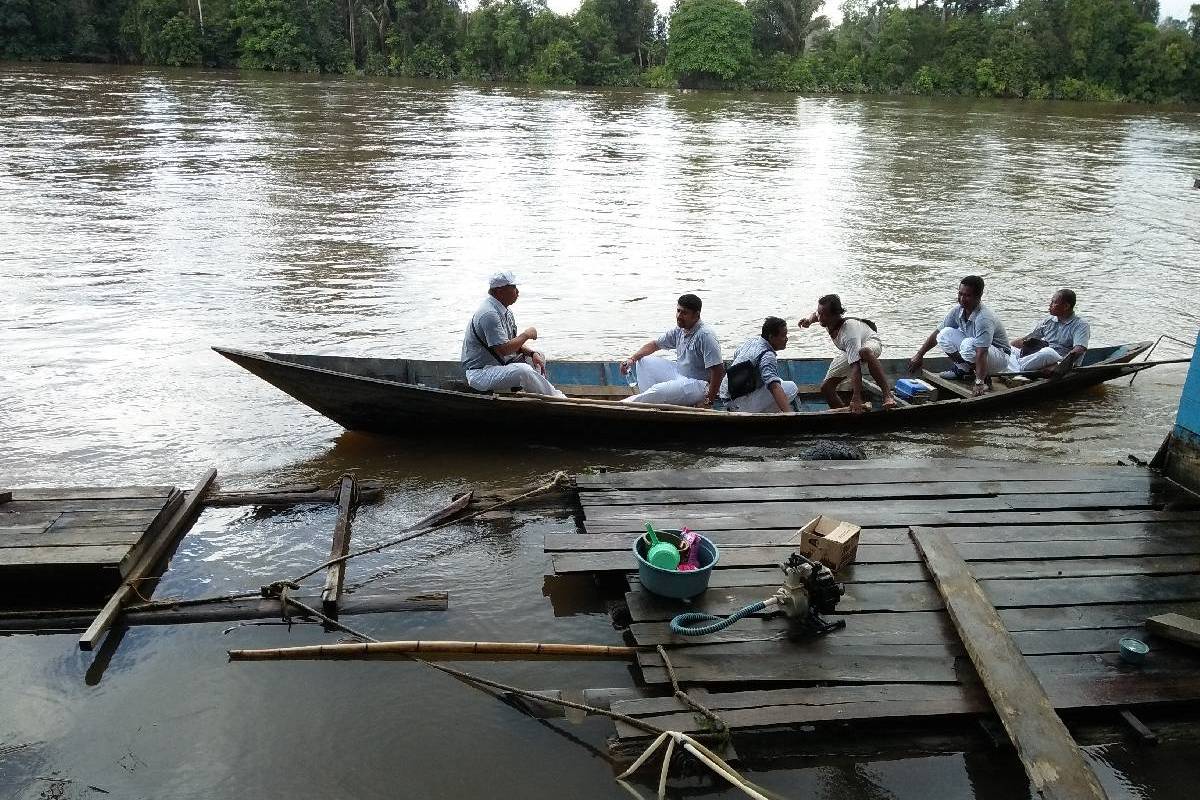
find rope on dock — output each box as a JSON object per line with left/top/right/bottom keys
{"left": 656, "top": 645, "right": 728, "bottom": 737}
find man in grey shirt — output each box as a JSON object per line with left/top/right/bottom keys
{"left": 619, "top": 294, "right": 725, "bottom": 407}
{"left": 460, "top": 271, "right": 564, "bottom": 397}
{"left": 1008, "top": 289, "right": 1091, "bottom": 376}
{"left": 719, "top": 316, "right": 798, "bottom": 413}
{"left": 908, "top": 275, "right": 1011, "bottom": 397}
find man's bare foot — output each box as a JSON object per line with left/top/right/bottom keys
{"left": 882, "top": 395, "right": 898, "bottom": 410}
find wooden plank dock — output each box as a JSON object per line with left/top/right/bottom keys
{"left": 1, "top": 485, "right": 183, "bottom": 597}
{"left": 546, "top": 458, "right": 1200, "bottom": 747}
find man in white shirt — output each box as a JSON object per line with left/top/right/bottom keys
{"left": 799, "top": 294, "right": 897, "bottom": 413}
{"left": 459, "top": 271, "right": 564, "bottom": 397}
{"left": 619, "top": 294, "right": 725, "bottom": 407}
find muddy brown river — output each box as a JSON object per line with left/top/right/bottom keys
{"left": 2, "top": 62, "right": 1199, "bottom": 798}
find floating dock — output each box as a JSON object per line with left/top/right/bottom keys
{"left": 547, "top": 458, "right": 1200, "bottom": 748}
{"left": 0, "top": 485, "right": 183, "bottom": 596}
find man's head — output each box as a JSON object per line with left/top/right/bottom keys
{"left": 488, "top": 271, "right": 519, "bottom": 306}
{"left": 676, "top": 293, "right": 702, "bottom": 330}
{"left": 957, "top": 275, "right": 985, "bottom": 311}
{"left": 761, "top": 316, "right": 789, "bottom": 351}
{"left": 815, "top": 294, "right": 845, "bottom": 329}
{"left": 1050, "top": 289, "right": 1076, "bottom": 318}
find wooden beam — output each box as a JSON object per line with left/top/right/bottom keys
{"left": 321, "top": 475, "right": 358, "bottom": 613}
{"left": 921, "top": 369, "right": 974, "bottom": 399}
{"left": 79, "top": 468, "right": 217, "bottom": 651}
{"left": 910, "top": 527, "right": 1107, "bottom": 800}
{"left": 0, "top": 592, "right": 448, "bottom": 632}
{"left": 1145, "top": 612, "right": 1200, "bottom": 648}
{"left": 204, "top": 481, "right": 383, "bottom": 508}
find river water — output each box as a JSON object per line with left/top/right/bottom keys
{"left": 2, "top": 62, "right": 1199, "bottom": 799}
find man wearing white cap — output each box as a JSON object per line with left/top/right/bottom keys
{"left": 460, "top": 271, "right": 565, "bottom": 397}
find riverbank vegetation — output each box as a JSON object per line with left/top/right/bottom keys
{"left": 1, "top": 0, "right": 1197, "bottom": 101}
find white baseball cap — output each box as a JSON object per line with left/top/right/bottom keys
{"left": 488, "top": 271, "right": 517, "bottom": 289}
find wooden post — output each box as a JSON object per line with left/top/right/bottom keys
{"left": 79, "top": 469, "right": 217, "bottom": 651}
{"left": 321, "top": 475, "right": 358, "bottom": 613}
{"left": 910, "top": 527, "right": 1108, "bottom": 800}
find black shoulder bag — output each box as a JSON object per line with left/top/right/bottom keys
{"left": 727, "top": 350, "right": 769, "bottom": 400}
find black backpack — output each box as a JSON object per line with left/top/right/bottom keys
{"left": 727, "top": 350, "right": 769, "bottom": 399}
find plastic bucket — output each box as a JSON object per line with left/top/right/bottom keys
{"left": 634, "top": 529, "right": 720, "bottom": 599}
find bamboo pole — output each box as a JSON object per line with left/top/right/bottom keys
{"left": 229, "top": 640, "right": 638, "bottom": 661}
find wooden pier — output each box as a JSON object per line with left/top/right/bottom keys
{"left": 1, "top": 484, "right": 185, "bottom": 595}
{"left": 547, "top": 458, "right": 1200, "bottom": 755}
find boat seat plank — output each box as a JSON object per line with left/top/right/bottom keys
{"left": 921, "top": 369, "right": 975, "bottom": 399}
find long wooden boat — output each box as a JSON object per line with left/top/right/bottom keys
{"left": 213, "top": 342, "right": 1155, "bottom": 440}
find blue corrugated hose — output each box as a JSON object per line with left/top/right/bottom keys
{"left": 669, "top": 600, "right": 768, "bottom": 636}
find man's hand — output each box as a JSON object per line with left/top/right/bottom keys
{"left": 619, "top": 358, "right": 636, "bottom": 375}
{"left": 697, "top": 396, "right": 713, "bottom": 409}
{"left": 908, "top": 354, "right": 924, "bottom": 374}
{"left": 521, "top": 327, "right": 538, "bottom": 341}
{"left": 529, "top": 351, "right": 547, "bottom": 375}
{"left": 972, "top": 381, "right": 989, "bottom": 397}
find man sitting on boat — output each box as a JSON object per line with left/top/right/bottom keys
{"left": 908, "top": 275, "right": 1011, "bottom": 397}
{"left": 460, "top": 271, "right": 565, "bottom": 397}
{"left": 1007, "top": 289, "right": 1090, "bottom": 378}
{"left": 719, "top": 317, "right": 799, "bottom": 413}
{"left": 799, "top": 295, "right": 897, "bottom": 413}
{"left": 619, "top": 294, "right": 725, "bottom": 407}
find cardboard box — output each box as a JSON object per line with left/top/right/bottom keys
{"left": 791, "top": 515, "right": 861, "bottom": 572}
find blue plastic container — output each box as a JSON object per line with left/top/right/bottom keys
{"left": 895, "top": 378, "right": 934, "bottom": 400}
{"left": 634, "top": 530, "right": 720, "bottom": 599}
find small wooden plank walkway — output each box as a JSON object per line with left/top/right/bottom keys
{"left": 547, "top": 459, "right": 1200, "bottom": 743}
{"left": 1, "top": 485, "right": 183, "bottom": 593}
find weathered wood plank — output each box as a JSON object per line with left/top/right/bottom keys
{"left": 911, "top": 528, "right": 1106, "bottom": 800}
{"left": 0, "top": 529, "right": 143, "bottom": 549}
{"left": 626, "top": 602, "right": 1200, "bottom": 648}
{"left": 702, "top": 555, "right": 1200, "bottom": 587}
{"left": 624, "top": 574, "right": 1200, "bottom": 621}
{"left": 321, "top": 475, "right": 357, "bottom": 613}
{"left": 582, "top": 509, "right": 1200, "bottom": 534}
{"left": 0, "top": 545, "right": 131, "bottom": 568}
{"left": 8, "top": 486, "right": 175, "bottom": 501}
{"left": 0, "top": 512, "right": 59, "bottom": 533}
{"left": 546, "top": 523, "right": 1200, "bottom": 552}
{"left": 3, "top": 497, "right": 179, "bottom": 513}
{"left": 575, "top": 463, "right": 1140, "bottom": 490}
{"left": 0, "top": 592, "right": 449, "bottom": 632}
{"left": 638, "top": 650, "right": 959, "bottom": 684}
{"left": 612, "top": 661, "right": 1200, "bottom": 738}
{"left": 79, "top": 469, "right": 217, "bottom": 652}
{"left": 583, "top": 492, "right": 1164, "bottom": 525}
{"left": 579, "top": 477, "right": 1160, "bottom": 507}
{"left": 552, "top": 537, "right": 1200, "bottom": 574}
{"left": 1145, "top": 613, "right": 1200, "bottom": 648}
{"left": 921, "top": 369, "right": 975, "bottom": 399}
{"left": 49, "top": 510, "right": 163, "bottom": 530}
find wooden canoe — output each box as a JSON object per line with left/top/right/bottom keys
{"left": 212, "top": 342, "right": 1152, "bottom": 440}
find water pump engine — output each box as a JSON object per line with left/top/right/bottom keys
{"left": 768, "top": 552, "right": 846, "bottom": 639}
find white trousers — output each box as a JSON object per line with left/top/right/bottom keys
{"left": 621, "top": 355, "right": 709, "bottom": 406}
{"left": 465, "top": 363, "right": 564, "bottom": 397}
{"left": 937, "top": 328, "right": 1010, "bottom": 374}
{"left": 725, "top": 381, "right": 800, "bottom": 413}
{"left": 1008, "top": 346, "right": 1062, "bottom": 373}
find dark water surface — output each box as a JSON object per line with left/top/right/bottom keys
{"left": 2, "top": 62, "right": 1199, "bottom": 799}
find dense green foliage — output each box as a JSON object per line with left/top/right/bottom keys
{"left": 1, "top": 0, "right": 1197, "bottom": 101}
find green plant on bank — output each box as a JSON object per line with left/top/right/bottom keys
{"left": 1, "top": 0, "right": 1197, "bottom": 103}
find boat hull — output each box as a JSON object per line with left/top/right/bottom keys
{"left": 213, "top": 344, "right": 1152, "bottom": 441}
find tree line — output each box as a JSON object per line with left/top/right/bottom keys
{"left": 1, "top": 0, "right": 1197, "bottom": 102}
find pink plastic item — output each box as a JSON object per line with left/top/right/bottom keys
{"left": 677, "top": 528, "right": 700, "bottom": 571}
